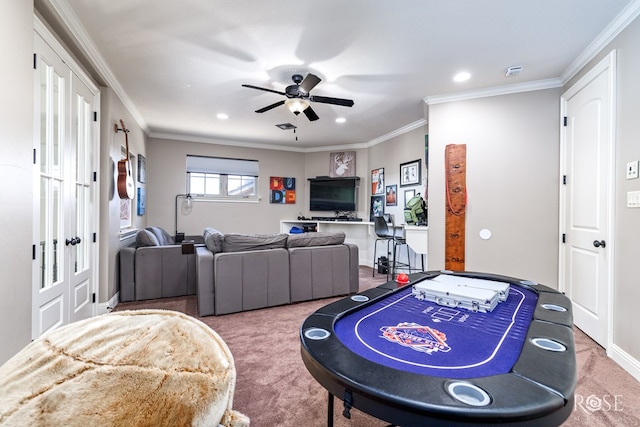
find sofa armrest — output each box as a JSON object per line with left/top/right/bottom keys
{"left": 289, "top": 244, "right": 353, "bottom": 303}
{"left": 134, "top": 246, "right": 184, "bottom": 300}
{"left": 119, "top": 247, "right": 137, "bottom": 302}
{"left": 345, "top": 243, "right": 360, "bottom": 293}
{"left": 196, "top": 246, "right": 215, "bottom": 316}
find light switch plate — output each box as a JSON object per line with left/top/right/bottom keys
{"left": 627, "top": 160, "right": 639, "bottom": 179}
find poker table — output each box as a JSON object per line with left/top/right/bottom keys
{"left": 300, "top": 270, "right": 576, "bottom": 426}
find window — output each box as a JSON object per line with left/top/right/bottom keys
{"left": 186, "top": 155, "right": 258, "bottom": 200}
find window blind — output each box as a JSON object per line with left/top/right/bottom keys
{"left": 186, "top": 155, "right": 258, "bottom": 176}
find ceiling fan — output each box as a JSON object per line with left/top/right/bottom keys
{"left": 242, "top": 73, "right": 354, "bottom": 121}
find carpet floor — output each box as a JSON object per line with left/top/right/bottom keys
{"left": 115, "top": 267, "right": 640, "bottom": 426}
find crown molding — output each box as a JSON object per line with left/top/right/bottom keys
{"left": 560, "top": 0, "right": 640, "bottom": 84}
{"left": 364, "top": 119, "right": 427, "bottom": 148}
{"left": 149, "top": 132, "right": 310, "bottom": 153}
{"left": 151, "top": 119, "right": 427, "bottom": 153}
{"left": 424, "top": 78, "right": 562, "bottom": 105}
{"left": 45, "top": 0, "right": 149, "bottom": 133}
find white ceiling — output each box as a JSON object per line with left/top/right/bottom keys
{"left": 49, "top": 0, "right": 635, "bottom": 150}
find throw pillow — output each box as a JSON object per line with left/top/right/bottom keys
{"left": 204, "top": 227, "right": 225, "bottom": 254}
{"left": 147, "top": 226, "right": 175, "bottom": 246}
{"left": 287, "top": 231, "right": 346, "bottom": 248}
{"left": 136, "top": 229, "right": 160, "bottom": 247}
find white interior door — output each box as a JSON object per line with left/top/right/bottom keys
{"left": 33, "top": 34, "right": 70, "bottom": 338}
{"left": 560, "top": 51, "right": 615, "bottom": 348}
{"left": 69, "top": 72, "right": 97, "bottom": 324}
{"left": 33, "top": 30, "right": 98, "bottom": 338}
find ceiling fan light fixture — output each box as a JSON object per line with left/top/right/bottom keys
{"left": 285, "top": 98, "right": 310, "bottom": 115}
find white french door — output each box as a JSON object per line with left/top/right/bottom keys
{"left": 33, "top": 28, "right": 99, "bottom": 339}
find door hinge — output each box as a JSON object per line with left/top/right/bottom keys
{"left": 33, "top": 53, "right": 37, "bottom": 70}
{"left": 563, "top": 116, "right": 568, "bottom": 126}
{"left": 562, "top": 233, "right": 566, "bottom": 243}
{"left": 32, "top": 244, "right": 36, "bottom": 260}
{"left": 92, "top": 232, "right": 97, "bottom": 243}
{"left": 93, "top": 111, "right": 98, "bottom": 122}
{"left": 92, "top": 293, "right": 96, "bottom": 303}
{"left": 93, "top": 171, "right": 97, "bottom": 182}
{"left": 33, "top": 148, "right": 37, "bottom": 165}
{"left": 563, "top": 175, "right": 567, "bottom": 185}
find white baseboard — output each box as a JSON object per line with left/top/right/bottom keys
{"left": 98, "top": 292, "right": 120, "bottom": 315}
{"left": 608, "top": 343, "right": 640, "bottom": 382}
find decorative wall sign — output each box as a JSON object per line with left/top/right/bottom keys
{"left": 370, "top": 195, "right": 384, "bottom": 221}
{"left": 444, "top": 144, "right": 467, "bottom": 271}
{"left": 137, "top": 187, "right": 146, "bottom": 215}
{"left": 400, "top": 159, "right": 421, "bottom": 187}
{"left": 371, "top": 167, "right": 384, "bottom": 195}
{"left": 270, "top": 176, "right": 296, "bottom": 204}
{"left": 137, "top": 154, "right": 146, "bottom": 183}
{"left": 386, "top": 185, "right": 397, "bottom": 206}
{"left": 330, "top": 151, "right": 356, "bottom": 177}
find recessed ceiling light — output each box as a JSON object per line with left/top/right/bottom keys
{"left": 335, "top": 117, "right": 346, "bottom": 123}
{"left": 216, "top": 113, "right": 229, "bottom": 120}
{"left": 454, "top": 72, "right": 471, "bottom": 82}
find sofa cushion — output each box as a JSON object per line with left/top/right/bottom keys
{"left": 287, "top": 232, "right": 346, "bottom": 248}
{"left": 136, "top": 229, "right": 160, "bottom": 247}
{"left": 223, "top": 233, "right": 288, "bottom": 253}
{"left": 204, "top": 227, "right": 225, "bottom": 254}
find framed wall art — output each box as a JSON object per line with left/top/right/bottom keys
{"left": 371, "top": 167, "right": 384, "bottom": 195}
{"left": 400, "top": 159, "right": 421, "bottom": 187}
{"left": 404, "top": 189, "right": 415, "bottom": 205}
{"left": 269, "top": 176, "right": 296, "bottom": 204}
{"left": 385, "top": 185, "right": 397, "bottom": 206}
{"left": 137, "top": 154, "right": 146, "bottom": 183}
{"left": 370, "top": 195, "right": 385, "bottom": 221}
{"left": 329, "top": 151, "right": 356, "bottom": 177}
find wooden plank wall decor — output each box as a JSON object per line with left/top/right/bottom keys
{"left": 444, "top": 144, "right": 467, "bottom": 271}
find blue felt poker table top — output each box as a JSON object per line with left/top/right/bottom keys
{"left": 334, "top": 283, "right": 538, "bottom": 379}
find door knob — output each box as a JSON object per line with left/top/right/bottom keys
{"left": 65, "top": 237, "right": 81, "bottom": 246}
{"left": 593, "top": 240, "right": 606, "bottom": 248}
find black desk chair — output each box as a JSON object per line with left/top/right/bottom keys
{"left": 372, "top": 215, "right": 411, "bottom": 280}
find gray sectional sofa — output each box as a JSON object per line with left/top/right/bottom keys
{"left": 196, "top": 228, "right": 359, "bottom": 316}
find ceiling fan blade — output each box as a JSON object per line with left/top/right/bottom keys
{"left": 242, "top": 84, "right": 286, "bottom": 96}
{"left": 303, "top": 106, "right": 319, "bottom": 121}
{"left": 309, "top": 95, "right": 354, "bottom": 107}
{"left": 299, "top": 73, "right": 321, "bottom": 93}
{"left": 255, "top": 100, "right": 285, "bottom": 113}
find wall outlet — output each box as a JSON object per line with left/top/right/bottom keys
{"left": 627, "top": 160, "right": 639, "bottom": 179}
{"left": 627, "top": 191, "right": 640, "bottom": 208}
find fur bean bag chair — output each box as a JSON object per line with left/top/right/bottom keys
{"left": 0, "top": 310, "right": 249, "bottom": 427}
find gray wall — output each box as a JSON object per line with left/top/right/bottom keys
{"left": 0, "top": 0, "right": 34, "bottom": 364}
{"left": 427, "top": 88, "right": 562, "bottom": 286}
{"left": 99, "top": 88, "right": 148, "bottom": 303}
{"left": 366, "top": 126, "right": 428, "bottom": 226}
{"left": 147, "top": 126, "right": 428, "bottom": 238}
{"left": 565, "top": 16, "right": 640, "bottom": 363}
{"left": 147, "top": 138, "right": 306, "bottom": 235}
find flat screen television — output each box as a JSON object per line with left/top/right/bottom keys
{"left": 309, "top": 177, "right": 358, "bottom": 212}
